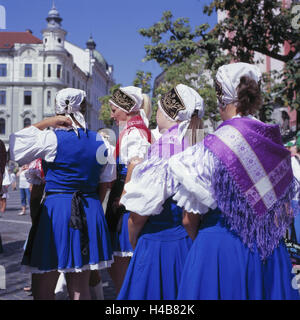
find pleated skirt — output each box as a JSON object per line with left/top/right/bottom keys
{"left": 177, "top": 212, "right": 300, "bottom": 300}
{"left": 21, "top": 193, "right": 114, "bottom": 273}
{"left": 118, "top": 225, "right": 193, "bottom": 300}
{"left": 110, "top": 212, "right": 134, "bottom": 257}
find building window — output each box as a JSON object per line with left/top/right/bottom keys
{"left": 47, "top": 90, "right": 51, "bottom": 106}
{"left": 0, "top": 91, "right": 6, "bottom": 105}
{"left": 72, "top": 77, "right": 75, "bottom": 88}
{"left": 48, "top": 64, "right": 51, "bottom": 77}
{"left": 57, "top": 64, "right": 61, "bottom": 78}
{"left": 0, "top": 64, "right": 7, "bottom": 77}
{"left": 0, "top": 118, "right": 5, "bottom": 134}
{"left": 77, "top": 81, "right": 80, "bottom": 89}
{"left": 67, "top": 71, "right": 70, "bottom": 84}
{"left": 58, "top": 38, "right": 61, "bottom": 43}
{"left": 24, "top": 118, "right": 31, "bottom": 128}
{"left": 24, "top": 91, "right": 32, "bottom": 105}
{"left": 25, "top": 64, "right": 32, "bottom": 77}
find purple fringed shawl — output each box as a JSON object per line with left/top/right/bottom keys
{"left": 204, "top": 117, "right": 297, "bottom": 260}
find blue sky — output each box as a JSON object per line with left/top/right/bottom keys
{"left": 0, "top": 0, "right": 217, "bottom": 88}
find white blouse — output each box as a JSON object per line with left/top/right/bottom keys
{"left": 9, "top": 126, "right": 116, "bottom": 183}
{"left": 120, "top": 134, "right": 215, "bottom": 216}
{"left": 119, "top": 127, "right": 151, "bottom": 167}
{"left": 121, "top": 155, "right": 176, "bottom": 216}
{"left": 168, "top": 142, "right": 217, "bottom": 214}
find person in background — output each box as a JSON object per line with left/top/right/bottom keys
{"left": 0, "top": 164, "right": 12, "bottom": 216}
{"left": 9, "top": 168, "right": 17, "bottom": 191}
{"left": 0, "top": 139, "right": 6, "bottom": 251}
{"left": 17, "top": 164, "right": 31, "bottom": 216}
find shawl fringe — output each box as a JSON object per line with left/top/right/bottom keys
{"left": 211, "top": 151, "right": 299, "bottom": 260}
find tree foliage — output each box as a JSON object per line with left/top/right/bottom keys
{"left": 99, "top": 84, "right": 121, "bottom": 127}
{"left": 139, "top": 11, "right": 231, "bottom": 128}
{"left": 139, "top": 2, "right": 300, "bottom": 130}
{"left": 204, "top": 0, "right": 299, "bottom": 63}
{"left": 133, "top": 70, "right": 152, "bottom": 94}
{"left": 204, "top": 0, "right": 300, "bottom": 111}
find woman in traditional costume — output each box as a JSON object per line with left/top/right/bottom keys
{"left": 118, "top": 84, "right": 205, "bottom": 300}
{"left": 9, "top": 88, "right": 115, "bottom": 300}
{"left": 106, "top": 86, "right": 152, "bottom": 294}
{"left": 167, "top": 63, "right": 299, "bottom": 299}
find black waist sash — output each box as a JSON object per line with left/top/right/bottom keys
{"left": 24, "top": 190, "right": 94, "bottom": 261}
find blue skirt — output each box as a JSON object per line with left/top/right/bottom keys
{"left": 110, "top": 212, "right": 133, "bottom": 257}
{"left": 118, "top": 225, "right": 193, "bottom": 300}
{"left": 22, "top": 193, "right": 114, "bottom": 273}
{"left": 177, "top": 211, "right": 300, "bottom": 300}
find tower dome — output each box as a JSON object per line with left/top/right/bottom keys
{"left": 86, "top": 35, "right": 96, "bottom": 50}
{"left": 46, "top": 1, "right": 62, "bottom": 28}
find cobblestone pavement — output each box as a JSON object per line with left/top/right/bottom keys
{"left": 0, "top": 187, "right": 117, "bottom": 300}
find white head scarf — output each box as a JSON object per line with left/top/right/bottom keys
{"left": 55, "top": 88, "right": 87, "bottom": 135}
{"left": 158, "top": 84, "right": 205, "bottom": 141}
{"left": 215, "top": 62, "right": 262, "bottom": 109}
{"left": 109, "top": 86, "right": 149, "bottom": 127}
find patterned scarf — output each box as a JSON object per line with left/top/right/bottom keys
{"left": 205, "top": 117, "right": 297, "bottom": 259}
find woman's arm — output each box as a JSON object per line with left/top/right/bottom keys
{"left": 33, "top": 115, "right": 72, "bottom": 130}
{"left": 128, "top": 212, "right": 148, "bottom": 250}
{"left": 182, "top": 211, "right": 201, "bottom": 241}
{"left": 10, "top": 116, "right": 72, "bottom": 166}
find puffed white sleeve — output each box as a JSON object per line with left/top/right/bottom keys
{"left": 120, "top": 156, "right": 176, "bottom": 216}
{"left": 168, "top": 142, "right": 217, "bottom": 214}
{"left": 9, "top": 126, "right": 57, "bottom": 166}
{"left": 99, "top": 139, "right": 116, "bottom": 183}
{"left": 120, "top": 128, "right": 151, "bottom": 165}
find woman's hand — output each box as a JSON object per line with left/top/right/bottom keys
{"left": 33, "top": 116, "right": 72, "bottom": 130}
{"left": 182, "top": 211, "right": 201, "bottom": 241}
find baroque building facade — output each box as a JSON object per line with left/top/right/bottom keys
{"left": 0, "top": 3, "right": 114, "bottom": 147}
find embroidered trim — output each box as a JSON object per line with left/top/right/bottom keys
{"left": 110, "top": 88, "right": 136, "bottom": 113}
{"left": 160, "top": 87, "right": 186, "bottom": 120}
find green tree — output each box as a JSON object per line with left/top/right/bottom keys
{"left": 139, "top": 10, "right": 228, "bottom": 72}
{"left": 139, "top": 11, "right": 230, "bottom": 127}
{"left": 133, "top": 70, "right": 152, "bottom": 94}
{"left": 204, "top": 0, "right": 300, "bottom": 113}
{"left": 99, "top": 84, "right": 121, "bottom": 127}
{"left": 132, "top": 70, "right": 159, "bottom": 128}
